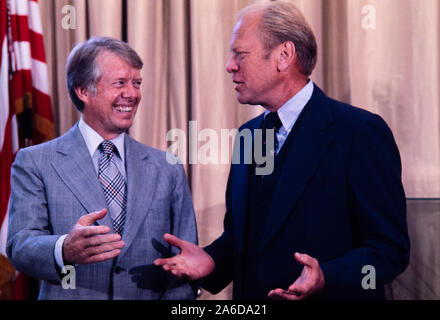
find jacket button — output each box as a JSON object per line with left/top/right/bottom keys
{"left": 115, "top": 266, "right": 123, "bottom": 274}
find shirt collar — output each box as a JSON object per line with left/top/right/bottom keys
{"left": 265, "top": 80, "right": 314, "bottom": 133}
{"left": 78, "top": 117, "right": 125, "bottom": 161}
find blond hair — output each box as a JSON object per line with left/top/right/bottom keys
{"left": 238, "top": 1, "right": 317, "bottom": 76}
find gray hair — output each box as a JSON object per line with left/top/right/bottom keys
{"left": 66, "top": 37, "right": 143, "bottom": 112}
{"left": 239, "top": 1, "right": 318, "bottom": 76}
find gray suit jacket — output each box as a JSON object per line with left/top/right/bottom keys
{"left": 7, "top": 124, "right": 198, "bottom": 299}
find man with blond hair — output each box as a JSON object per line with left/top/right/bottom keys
{"left": 155, "top": 1, "right": 409, "bottom": 300}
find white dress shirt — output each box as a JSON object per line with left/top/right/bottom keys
{"left": 264, "top": 80, "right": 314, "bottom": 154}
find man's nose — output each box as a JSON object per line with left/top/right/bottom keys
{"left": 226, "top": 57, "right": 238, "bottom": 73}
{"left": 122, "top": 83, "right": 138, "bottom": 99}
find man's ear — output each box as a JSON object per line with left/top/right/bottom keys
{"left": 277, "top": 41, "right": 296, "bottom": 72}
{"left": 74, "top": 87, "right": 90, "bottom": 105}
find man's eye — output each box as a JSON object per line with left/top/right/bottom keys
{"left": 133, "top": 81, "right": 142, "bottom": 88}
{"left": 114, "top": 81, "right": 125, "bottom": 86}
{"left": 236, "top": 52, "right": 247, "bottom": 59}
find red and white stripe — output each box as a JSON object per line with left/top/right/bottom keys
{"left": 8, "top": 0, "right": 50, "bottom": 94}
{"left": 8, "top": 0, "right": 53, "bottom": 145}
{"left": 1, "top": 0, "right": 52, "bottom": 279}
{"left": 0, "top": 0, "right": 18, "bottom": 257}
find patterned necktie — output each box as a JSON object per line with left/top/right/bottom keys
{"left": 262, "top": 112, "right": 283, "bottom": 157}
{"left": 98, "top": 141, "right": 127, "bottom": 234}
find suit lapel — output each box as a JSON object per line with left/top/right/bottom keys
{"left": 51, "top": 124, "right": 113, "bottom": 229}
{"left": 231, "top": 115, "right": 264, "bottom": 253}
{"left": 260, "top": 86, "right": 334, "bottom": 252}
{"left": 118, "top": 135, "right": 158, "bottom": 260}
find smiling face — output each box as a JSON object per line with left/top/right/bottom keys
{"left": 226, "top": 13, "right": 282, "bottom": 109}
{"left": 78, "top": 50, "right": 142, "bottom": 140}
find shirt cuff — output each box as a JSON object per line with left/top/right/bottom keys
{"left": 54, "top": 234, "right": 68, "bottom": 269}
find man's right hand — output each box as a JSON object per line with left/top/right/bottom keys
{"left": 154, "top": 233, "right": 215, "bottom": 280}
{"left": 62, "top": 208, "right": 125, "bottom": 265}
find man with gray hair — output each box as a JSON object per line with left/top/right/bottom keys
{"left": 7, "top": 37, "right": 198, "bottom": 299}
{"left": 155, "top": 1, "right": 409, "bottom": 300}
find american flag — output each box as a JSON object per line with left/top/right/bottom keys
{"left": 0, "top": 0, "right": 54, "bottom": 299}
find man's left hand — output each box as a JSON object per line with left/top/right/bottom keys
{"left": 268, "top": 252, "right": 325, "bottom": 300}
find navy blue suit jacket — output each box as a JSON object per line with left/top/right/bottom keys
{"left": 203, "top": 85, "right": 410, "bottom": 299}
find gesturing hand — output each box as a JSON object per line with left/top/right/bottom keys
{"left": 268, "top": 253, "right": 325, "bottom": 300}
{"left": 154, "top": 233, "right": 215, "bottom": 280}
{"left": 62, "top": 208, "right": 125, "bottom": 265}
